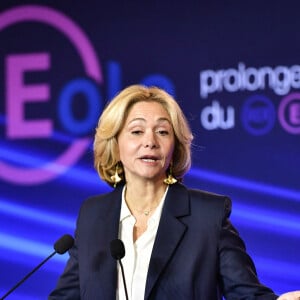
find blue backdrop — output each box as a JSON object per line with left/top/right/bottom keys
{"left": 0, "top": 1, "right": 299, "bottom": 299}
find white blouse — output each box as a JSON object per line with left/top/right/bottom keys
{"left": 116, "top": 185, "right": 168, "bottom": 300}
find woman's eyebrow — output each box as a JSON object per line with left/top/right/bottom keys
{"left": 127, "top": 117, "right": 171, "bottom": 125}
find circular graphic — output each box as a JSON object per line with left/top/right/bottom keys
{"left": 278, "top": 93, "right": 300, "bottom": 134}
{"left": 241, "top": 94, "right": 276, "bottom": 135}
{"left": 0, "top": 5, "right": 102, "bottom": 184}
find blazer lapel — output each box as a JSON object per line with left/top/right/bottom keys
{"left": 91, "top": 185, "right": 123, "bottom": 299}
{"left": 144, "top": 183, "right": 190, "bottom": 299}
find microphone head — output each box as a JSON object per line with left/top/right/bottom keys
{"left": 110, "top": 239, "right": 125, "bottom": 260}
{"left": 54, "top": 234, "right": 74, "bottom": 254}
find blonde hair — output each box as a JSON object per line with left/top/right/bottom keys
{"left": 94, "top": 84, "right": 193, "bottom": 187}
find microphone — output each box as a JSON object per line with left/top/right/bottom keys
{"left": 110, "top": 239, "right": 129, "bottom": 300}
{"left": 0, "top": 234, "right": 74, "bottom": 300}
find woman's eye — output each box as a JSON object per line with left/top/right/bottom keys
{"left": 157, "top": 130, "right": 169, "bottom": 135}
{"left": 131, "top": 130, "right": 143, "bottom": 135}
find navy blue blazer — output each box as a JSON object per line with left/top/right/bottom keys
{"left": 49, "top": 183, "right": 278, "bottom": 300}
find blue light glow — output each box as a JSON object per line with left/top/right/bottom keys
{"left": 0, "top": 233, "right": 68, "bottom": 263}
{"left": 0, "top": 198, "right": 75, "bottom": 229}
{"left": 188, "top": 168, "right": 300, "bottom": 202}
{"left": 233, "top": 203, "right": 300, "bottom": 236}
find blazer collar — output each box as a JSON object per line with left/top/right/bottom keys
{"left": 145, "top": 182, "right": 190, "bottom": 299}
{"left": 93, "top": 184, "right": 123, "bottom": 299}
{"left": 95, "top": 183, "right": 190, "bottom": 299}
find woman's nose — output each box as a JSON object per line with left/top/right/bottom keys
{"left": 143, "top": 132, "right": 158, "bottom": 148}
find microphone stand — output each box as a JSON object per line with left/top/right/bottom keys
{"left": 0, "top": 251, "right": 56, "bottom": 300}
{"left": 118, "top": 258, "right": 129, "bottom": 300}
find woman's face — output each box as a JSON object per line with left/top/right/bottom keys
{"left": 117, "top": 101, "right": 175, "bottom": 184}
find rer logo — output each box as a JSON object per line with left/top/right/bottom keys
{"left": 241, "top": 93, "right": 300, "bottom": 135}
{"left": 278, "top": 93, "right": 300, "bottom": 134}
{"left": 0, "top": 5, "right": 102, "bottom": 185}
{"left": 241, "top": 95, "right": 276, "bottom": 136}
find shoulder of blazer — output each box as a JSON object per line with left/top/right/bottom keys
{"left": 188, "top": 187, "right": 232, "bottom": 217}
{"left": 171, "top": 183, "right": 232, "bottom": 218}
{"left": 78, "top": 184, "right": 124, "bottom": 217}
{"left": 165, "top": 183, "right": 231, "bottom": 217}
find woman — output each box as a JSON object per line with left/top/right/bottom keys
{"left": 49, "top": 85, "right": 300, "bottom": 299}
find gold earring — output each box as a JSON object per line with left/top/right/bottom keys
{"left": 164, "top": 164, "right": 177, "bottom": 185}
{"left": 111, "top": 163, "right": 122, "bottom": 187}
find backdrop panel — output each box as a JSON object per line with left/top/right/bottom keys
{"left": 0, "top": 1, "right": 299, "bottom": 299}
